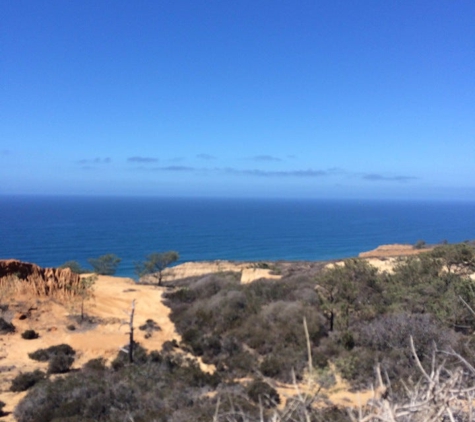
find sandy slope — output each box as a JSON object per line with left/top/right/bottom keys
{"left": 0, "top": 275, "right": 181, "bottom": 419}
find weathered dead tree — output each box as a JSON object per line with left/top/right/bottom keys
{"left": 119, "top": 300, "right": 136, "bottom": 364}
{"left": 128, "top": 300, "right": 135, "bottom": 363}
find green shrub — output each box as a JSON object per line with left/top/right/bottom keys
{"left": 414, "top": 240, "right": 426, "bottom": 249}
{"left": 21, "top": 329, "right": 39, "bottom": 340}
{"left": 247, "top": 379, "right": 280, "bottom": 408}
{"left": 29, "top": 344, "right": 76, "bottom": 362}
{"left": 59, "top": 261, "right": 86, "bottom": 274}
{"left": 15, "top": 348, "right": 222, "bottom": 422}
{"left": 260, "top": 355, "right": 281, "bottom": 378}
{"left": 138, "top": 318, "right": 161, "bottom": 338}
{"left": 28, "top": 349, "right": 50, "bottom": 362}
{"left": 164, "top": 287, "right": 197, "bottom": 303}
{"left": 0, "top": 317, "right": 15, "bottom": 334}
{"left": 83, "top": 358, "right": 107, "bottom": 372}
{"left": 48, "top": 354, "right": 74, "bottom": 374}
{"left": 87, "top": 254, "right": 121, "bottom": 275}
{"left": 111, "top": 342, "right": 148, "bottom": 370}
{"left": 10, "top": 370, "right": 46, "bottom": 392}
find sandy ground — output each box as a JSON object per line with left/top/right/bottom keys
{"left": 0, "top": 275, "right": 183, "bottom": 419}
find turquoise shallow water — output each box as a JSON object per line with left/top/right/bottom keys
{"left": 1, "top": 196, "right": 474, "bottom": 277}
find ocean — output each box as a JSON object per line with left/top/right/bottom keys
{"left": 1, "top": 196, "right": 474, "bottom": 277}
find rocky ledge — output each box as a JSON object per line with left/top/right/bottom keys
{"left": 0, "top": 259, "right": 81, "bottom": 297}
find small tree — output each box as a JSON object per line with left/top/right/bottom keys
{"left": 315, "top": 259, "right": 381, "bottom": 331}
{"left": 414, "top": 240, "right": 426, "bottom": 250}
{"left": 76, "top": 275, "right": 96, "bottom": 322}
{"left": 135, "top": 251, "right": 179, "bottom": 286}
{"left": 59, "top": 260, "right": 86, "bottom": 274}
{"left": 66, "top": 275, "right": 96, "bottom": 323}
{"left": 429, "top": 243, "right": 475, "bottom": 275}
{"left": 88, "top": 254, "right": 121, "bottom": 275}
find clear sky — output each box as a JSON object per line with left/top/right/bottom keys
{"left": 1, "top": 1, "right": 474, "bottom": 200}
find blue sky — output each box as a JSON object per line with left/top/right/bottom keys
{"left": 1, "top": 1, "right": 474, "bottom": 199}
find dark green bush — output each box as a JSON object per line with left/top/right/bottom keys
{"left": 165, "top": 288, "right": 197, "bottom": 303}
{"left": 59, "top": 261, "right": 87, "bottom": 274}
{"left": 15, "top": 347, "right": 222, "bottom": 422}
{"left": 138, "top": 318, "right": 160, "bottom": 331}
{"left": 29, "top": 344, "right": 76, "bottom": 362}
{"left": 28, "top": 349, "right": 50, "bottom": 362}
{"left": 87, "top": 254, "right": 121, "bottom": 275}
{"left": 48, "top": 354, "right": 75, "bottom": 374}
{"left": 111, "top": 342, "right": 148, "bottom": 370}
{"left": 162, "top": 339, "right": 179, "bottom": 352}
{"left": 10, "top": 370, "right": 46, "bottom": 392}
{"left": 260, "top": 355, "right": 281, "bottom": 378}
{"left": 21, "top": 329, "right": 39, "bottom": 340}
{"left": 83, "top": 358, "right": 107, "bottom": 372}
{"left": 247, "top": 379, "right": 280, "bottom": 408}
{"left": 414, "top": 240, "right": 426, "bottom": 249}
{"left": 0, "top": 317, "right": 15, "bottom": 334}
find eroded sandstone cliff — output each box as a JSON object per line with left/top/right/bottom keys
{"left": 0, "top": 259, "right": 81, "bottom": 297}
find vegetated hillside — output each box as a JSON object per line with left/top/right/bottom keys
{"left": 9, "top": 243, "right": 475, "bottom": 421}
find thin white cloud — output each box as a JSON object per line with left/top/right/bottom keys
{"left": 362, "top": 173, "right": 418, "bottom": 182}
{"left": 77, "top": 157, "right": 112, "bottom": 165}
{"left": 249, "top": 155, "right": 282, "bottom": 162}
{"left": 197, "top": 153, "right": 216, "bottom": 160}
{"left": 128, "top": 156, "right": 158, "bottom": 163}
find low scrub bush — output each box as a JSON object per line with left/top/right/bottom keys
{"left": 15, "top": 347, "right": 222, "bottom": 422}
{"left": 29, "top": 344, "right": 75, "bottom": 362}
{"left": 247, "top": 379, "right": 280, "bottom": 408}
{"left": 21, "top": 329, "right": 39, "bottom": 340}
{"left": 0, "top": 317, "right": 15, "bottom": 334}
{"left": 138, "top": 318, "right": 160, "bottom": 331}
{"left": 111, "top": 342, "right": 149, "bottom": 370}
{"left": 28, "top": 348, "right": 49, "bottom": 362}
{"left": 48, "top": 353, "right": 75, "bottom": 374}
{"left": 10, "top": 370, "right": 46, "bottom": 392}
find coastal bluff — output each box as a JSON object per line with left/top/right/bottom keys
{"left": 358, "top": 243, "right": 430, "bottom": 258}
{"left": 0, "top": 259, "right": 81, "bottom": 297}
{"left": 157, "top": 261, "right": 282, "bottom": 283}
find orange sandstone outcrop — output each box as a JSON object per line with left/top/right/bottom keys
{"left": 0, "top": 259, "right": 81, "bottom": 297}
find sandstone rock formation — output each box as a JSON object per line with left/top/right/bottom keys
{"left": 0, "top": 259, "right": 81, "bottom": 297}
{"left": 141, "top": 260, "right": 282, "bottom": 284}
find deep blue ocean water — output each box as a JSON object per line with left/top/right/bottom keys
{"left": 1, "top": 196, "right": 474, "bottom": 277}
